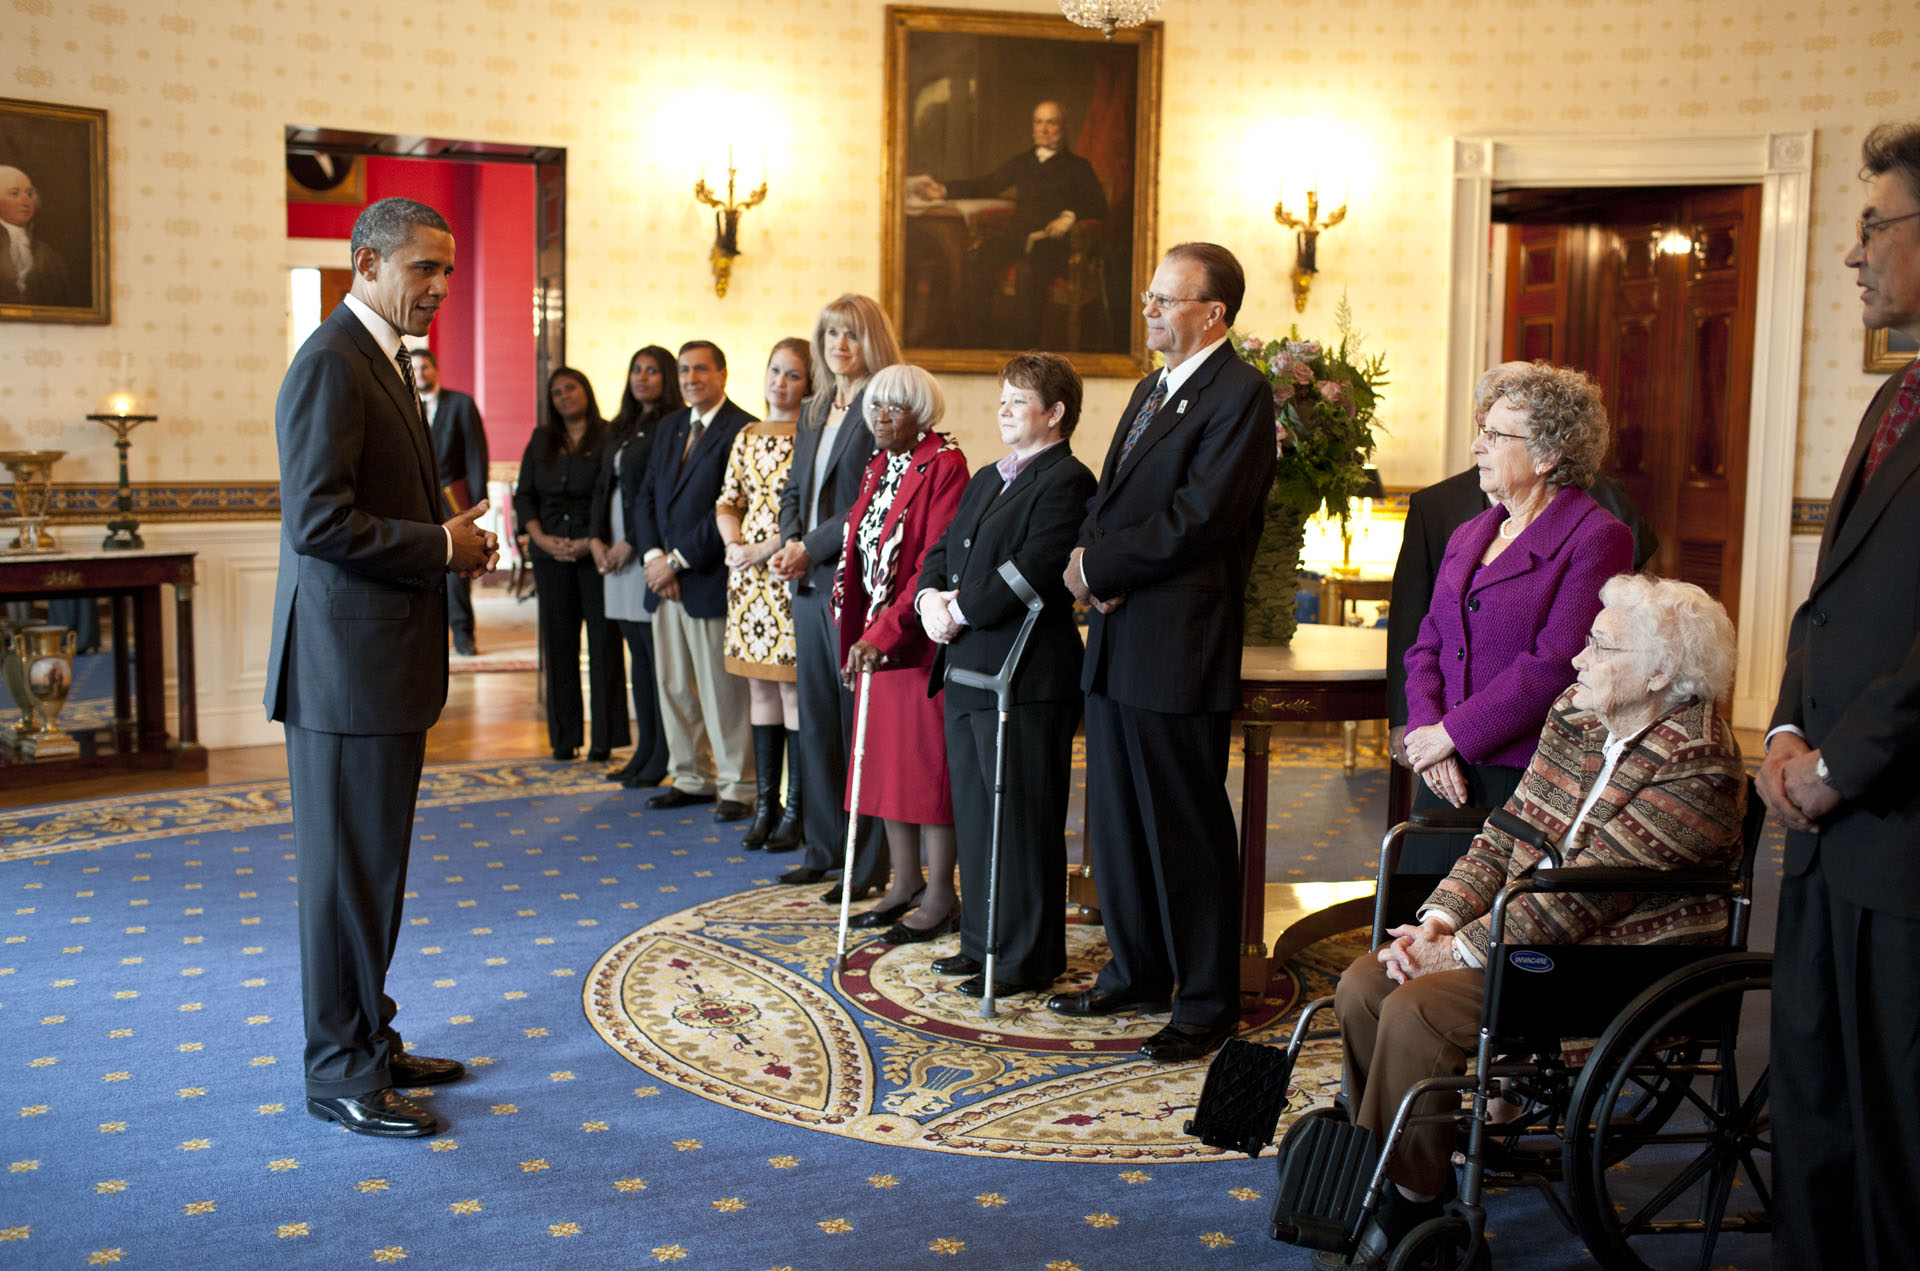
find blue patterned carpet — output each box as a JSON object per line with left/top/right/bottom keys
{"left": 0, "top": 744, "right": 1776, "bottom": 1269}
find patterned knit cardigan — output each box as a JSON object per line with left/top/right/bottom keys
{"left": 1423, "top": 686, "right": 1747, "bottom": 966}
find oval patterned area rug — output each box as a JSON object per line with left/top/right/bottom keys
{"left": 587, "top": 887, "right": 1357, "bottom": 1162}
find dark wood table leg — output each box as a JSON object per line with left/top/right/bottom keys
{"left": 133, "top": 585, "right": 167, "bottom": 755}
{"left": 1238, "top": 719, "right": 1273, "bottom": 995}
{"left": 173, "top": 578, "right": 204, "bottom": 768}
{"left": 111, "top": 592, "right": 133, "bottom": 754}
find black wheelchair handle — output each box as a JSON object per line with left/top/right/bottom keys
{"left": 1488, "top": 807, "right": 1562, "bottom": 868}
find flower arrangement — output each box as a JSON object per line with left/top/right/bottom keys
{"left": 1231, "top": 296, "right": 1388, "bottom": 525}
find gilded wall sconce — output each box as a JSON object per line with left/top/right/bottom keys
{"left": 1274, "top": 190, "right": 1346, "bottom": 314}
{"left": 693, "top": 147, "right": 767, "bottom": 299}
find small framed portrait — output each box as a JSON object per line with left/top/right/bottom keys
{"left": 285, "top": 152, "right": 367, "bottom": 206}
{"left": 882, "top": 6, "right": 1162, "bottom": 377}
{"left": 1864, "top": 326, "right": 1918, "bottom": 375}
{"left": 0, "top": 96, "right": 109, "bottom": 325}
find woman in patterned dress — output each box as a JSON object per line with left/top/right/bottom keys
{"left": 836, "top": 364, "right": 970, "bottom": 943}
{"left": 715, "top": 339, "right": 810, "bottom": 849}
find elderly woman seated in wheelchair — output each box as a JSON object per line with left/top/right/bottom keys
{"left": 1320, "top": 573, "right": 1747, "bottom": 1268}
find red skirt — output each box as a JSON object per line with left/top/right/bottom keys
{"left": 844, "top": 665, "right": 952, "bottom": 825}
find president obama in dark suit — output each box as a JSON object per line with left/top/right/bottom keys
{"left": 1760, "top": 121, "right": 1920, "bottom": 1269}
{"left": 1059, "top": 243, "right": 1277, "bottom": 1061}
{"left": 413, "top": 347, "right": 490, "bottom": 656}
{"left": 267, "top": 197, "right": 497, "bottom": 1138}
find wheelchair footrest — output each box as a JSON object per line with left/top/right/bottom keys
{"left": 1269, "top": 1112, "right": 1380, "bottom": 1251}
{"left": 1182, "top": 1037, "right": 1298, "bottom": 1157}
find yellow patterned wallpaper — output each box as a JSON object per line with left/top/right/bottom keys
{"left": 0, "top": 0, "right": 1913, "bottom": 495}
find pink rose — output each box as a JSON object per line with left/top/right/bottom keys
{"left": 1292, "top": 362, "right": 1315, "bottom": 384}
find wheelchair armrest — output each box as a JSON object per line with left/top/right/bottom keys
{"left": 1408, "top": 805, "right": 1487, "bottom": 831}
{"left": 1489, "top": 806, "right": 1560, "bottom": 867}
{"left": 1506, "top": 867, "right": 1740, "bottom": 897}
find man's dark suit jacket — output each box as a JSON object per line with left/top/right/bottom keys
{"left": 1386, "top": 467, "right": 1659, "bottom": 727}
{"left": 265, "top": 303, "right": 448, "bottom": 733}
{"left": 1079, "top": 342, "right": 1279, "bottom": 713}
{"left": 1771, "top": 368, "right": 1920, "bottom": 917}
{"left": 777, "top": 388, "right": 876, "bottom": 593}
{"left": 428, "top": 388, "right": 490, "bottom": 514}
{"left": 945, "top": 148, "right": 1108, "bottom": 236}
{"left": 920, "top": 443, "right": 1097, "bottom": 709}
{"left": 629, "top": 398, "right": 752, "bottom": 620}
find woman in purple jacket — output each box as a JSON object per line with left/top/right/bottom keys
{"left": 1402, "top": 363, "right": 1632, "bottom": 813}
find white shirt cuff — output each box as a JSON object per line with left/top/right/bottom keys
{"left": 1451, "top": 933, "right": 1483, "bottom": 970}
{"left": 948, "top": 597, "right": 968, "bottom": 627}
{"left": 443, "top": 526, "right": 452, "bottom": 565}
{"left": 642, "top": 548, "right": 664, "bottom": 565}
{"left": 1764, "top": 724, "right": 1805, "bottom": 750}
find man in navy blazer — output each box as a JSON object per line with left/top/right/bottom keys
{"left": 631, "top": 340, "right": 755, "bottom": 820}
{"left": 266, "top": 197, "right": 497, "bottom": 1138}
{"left": 414, "top": 348, "right": 490, "bottom": 656}
{"left": 1058, "top": 243, "right": 1277, "bottom": 1061}
{"left": 1760, "top": 121, "right": 1920, "bottom": 1269}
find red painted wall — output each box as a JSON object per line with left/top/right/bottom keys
{"left": 287, "top": 157, "right": 535, "bottom": 468}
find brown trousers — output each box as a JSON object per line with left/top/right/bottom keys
{"left": 1334, "top": 951, "right": 1485, "bottom": 1196}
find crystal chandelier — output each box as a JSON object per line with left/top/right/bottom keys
{"left": 1058, "top": 0, "right": 1163, "bottom": 39}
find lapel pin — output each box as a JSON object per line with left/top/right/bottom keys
{"left": 1177, "top": 399, "right": 1189, "bottom": 414}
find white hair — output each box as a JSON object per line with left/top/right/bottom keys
{"left": 1599, "top": 573, "right": 1737, "bottom": 705}
{"left": 865, "top": 363, "right": 946, "bottom": 433}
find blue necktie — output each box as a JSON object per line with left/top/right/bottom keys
{"left": 1118, "top": 376, "right": 1167, "bottom": 465}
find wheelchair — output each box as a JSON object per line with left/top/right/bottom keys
{"left": 1187, "top": 781, "right": 1771, "bottom": 1270}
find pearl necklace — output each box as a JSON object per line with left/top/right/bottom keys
{"left": 1499, "top": 516, "right": 1524, "bottom": 541}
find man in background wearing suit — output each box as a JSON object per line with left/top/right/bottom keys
{"left": 1760, "top": 121, "right": 1920, "bottom": 1270}
{"left": 266, "top": 197, "right": 498, "bottom": 1138}
{"left": 1057, "top": 243, "right": 1277, "bottom": 1062}
{"left": 1385, "top": 361, "right": 1659, "bottom": 819}
{"left": 414, "top": 348, "right": 490, "bottom": 656}
{"left": 633, "top": 340, "right": 755, "bottom": 823}
{"left": 911, "top": 100, "right": 1109, "bottom": 348}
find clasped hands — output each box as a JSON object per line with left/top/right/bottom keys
{"left": 1377, "top": 915, "right": 1459, "bottom": 985}
{"left": 768, "top": 540, "right": 812, "bottom": 582}
{"left": 1063, "top": 547, "right": 1124, "bottom": 614}
{"left": 1403, "top": 722, "right": 1468, "bottom": 807}
{"left": 1756, "top": 731, "right": 1841, "bottom": 833}
{"left": 444, "top": 499, "right": 500, "bottom": 579}
{"left": 917, "top": 590, "right": 962, "bottom": 645}
{"left": 725, "top": 537, "right": 780, "bottom": 572}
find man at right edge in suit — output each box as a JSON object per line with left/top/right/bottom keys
{"left": 413, "top": 346, "right": 491, "bottom": 657}
{"left": 1760, "top": 121, "right": 1920, "bottom": 1268}
{"left": 1057, "top": 243, "right": 1277, "bottom": 1061}
{"left": 267, "top": 197, "right": 498, "bottom": 1138}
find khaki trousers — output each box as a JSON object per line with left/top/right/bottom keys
{"left": 1335, "top": 951, "right": 1484, "bottom": 1196}
{"left": 651, "top": 599, "right": 753, "bottom": 804}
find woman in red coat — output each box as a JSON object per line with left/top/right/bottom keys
{"left": 835, "top": 364, "right": 970, "bottom": 943}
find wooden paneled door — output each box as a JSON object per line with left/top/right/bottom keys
{"left": 1502, "top": 186, "right": 1760, "bottom": 624}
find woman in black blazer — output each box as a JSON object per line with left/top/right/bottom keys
{"left": 514, "top": 367, "right": 630, "bottom": 762}
{"left": 915, "top": 353, "right": 1097, "bottom": 998}
{"left": 590, "top": 345, "right": 684, "bottom": 786}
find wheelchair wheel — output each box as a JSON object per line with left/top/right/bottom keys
{"left": 1386, "top": 1216, "right": 1490, "bottom": 1271}
{"left": 1563, "top": 953, "right": 1771, "bottom": 1271}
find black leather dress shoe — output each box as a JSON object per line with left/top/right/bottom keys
{"left": 1138, "top": 1018, "right": 1237, "bottom": 1063}
{"left": 849, "top": 888, "right": 926, "bottom": 929}
{"left": 648, "top": 788, "right": 716, "bottom": 810}
{"left": 1046, "top": 987, "right": 1173, "bottom": 1017}
{"left": 821, "top": 882, "right": 876, "bottom": 905}
{"left": 619, "top": 770, "right": 669, "bottom": 789}
{"left": 713, "top": 800, "right": 751, "bottom": 823}
{"left": 955, "top": 973, "right": 1052, "bottom": 999}
{"left": 389, "top": 1052, "right": 465, "bottom": 1086}
{"left": 929, "top": 954, "right": 981, "bottom": 977}
{"left": 452, "top": 636, "right": 479, "bottom": 657}
{"left": 307, "top": 1088, "right": 438, "bottom": 1138}
{"left": 587, "top": 747, "right": 610, "bottom": 763}
{"left": 552, "top": 747, "right": 576, "bottom": 761}
{"left": 881, "top": 908, "right": 960, "bottom": 944}
{"left": 776, "top": 867, "right": 829, "bottom": 886}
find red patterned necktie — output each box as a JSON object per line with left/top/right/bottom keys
{"left": 1860, "top": 358, "right": 1920, "bottom": 487}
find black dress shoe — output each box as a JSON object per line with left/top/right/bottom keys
{"left": 552, "top": 747, "right": 577, "bottom": 761}
{"left": 821, "top": 882, "right": 876, "bottom": 905}
{"left": 776, "top": 867, "right": 829, "bottom": 886}
{"left": 587, "top": 747, "right": 610, "bottom": 763}
{"left": 930, "top": 954, "right": 982, "bottom": 977}
{"left": 1046, "top": 987, "right": 1173, "bottom": 1017}
{"left": 713, "top": 800, "right": 752, "bottom": 823}
{"left": 307, "top": 1088, "right": 438, "bottom": 1138}
{"left": 619, "top": 769, "right": 669, "bottom": 789}
{"left": 452, "top": 636, "right": 479, "bottom": 657}
{"left": 881, "top": 908, "right": 960, "bottom": 944}
{"left": 955, "top": 973, "right": 1051, "bottom": 999}
{"left": 648, "top": 787, "right": 716, "bottom": 810}
{"left": 1138, "top": 1018, "right": 1237, "bottom": 1063}
{"left": 848, "top": 887, "right": 926, "bottom": 929}
{"left": 389, "top": 1052, "right": 465, "bottom": 1086}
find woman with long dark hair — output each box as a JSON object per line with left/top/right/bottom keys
{"left": 591, "top": 345, "right": 685, "bottom": 786}
{"left": 514, "top": 366, "right": 629, "bottom": 761}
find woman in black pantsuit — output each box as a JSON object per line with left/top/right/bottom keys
{"left": 514, "top": 367, "right": 629, "bottom": 761}
{"left": 590, "top": 345, "right": 684, "bottom": 786}
{"left": 916, "top": 353, "right": 1097, "bottom": 998}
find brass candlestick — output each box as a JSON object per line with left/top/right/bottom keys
{"left": 89, "top": 412, "right": 155, "bottom": 549}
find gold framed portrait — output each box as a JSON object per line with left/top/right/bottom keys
{"left": 1864, "top": 326, "right": 1918, "bottom": 374}
{"left": 0, "top": 96, "right": 110, "bottom": 325}
{"left": 882, "top": 6, "right": 1161, "bottom": 377}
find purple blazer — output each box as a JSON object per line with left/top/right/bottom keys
{"left": 1403, "top": 485, "right": 1632, "bottom": 770}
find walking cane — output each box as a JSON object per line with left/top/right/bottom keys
{"left": 945, "top": 561, "right": 1045, "bottom": 1019}
{"left": 834, "top": 669, "right": 875, "bottom": 973}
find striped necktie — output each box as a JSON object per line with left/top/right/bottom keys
{"left": 393, "top": 345, "right": 427, "bottom": 430}
{"left": 1118, "top": 376, "right": 1168, "bottom": 465}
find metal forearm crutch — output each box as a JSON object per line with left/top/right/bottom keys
{"left": 945, "top": 560, "right": 1045, "bottom": 1019}
{"left": 834, "top": 669, "right": 875, "bottom": 972}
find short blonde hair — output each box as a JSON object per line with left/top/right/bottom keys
{"left": 865, "top": 364, "right": 945, "bottom": 433}
{"left": 1599, "top": 573, "right": 1737, "bottom": 706}
{"left": 810, "top": 294, "right": 902, "bottom": 399}
{"left": 1485, "top": 361, "right": 1609, "bottom": 491}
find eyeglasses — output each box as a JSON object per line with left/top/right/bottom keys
{"left": 868, "top": 403, "right": 910, "bottom": 420}
{"left": 1583, "top": 633, "right": 1642, "bottom": 658}
{"left": 1857, "top": 210, "right": 1920, "bottom": 247}
{"left": 1139, "top": 290, "right": 1208, "bottom": 310}
{"left": 1477, "top": 424, "right": 1530, "bottom": 445}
